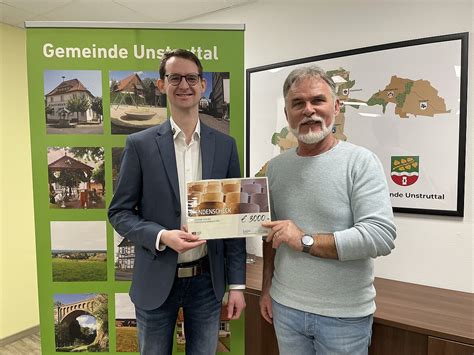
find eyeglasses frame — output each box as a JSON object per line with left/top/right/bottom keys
{"left": 164, "top": 73, "right": 202, "bottom": 86}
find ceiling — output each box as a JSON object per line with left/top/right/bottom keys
{"left": 0, "top": 0, "right": 256, "bottom": 28}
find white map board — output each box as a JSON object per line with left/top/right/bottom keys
{"left": 247, "top": 33, "right": 468, "bottom": 216}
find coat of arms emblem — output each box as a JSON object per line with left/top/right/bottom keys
{"left": 391, "top": 156, "right": 419, "bottom": 186}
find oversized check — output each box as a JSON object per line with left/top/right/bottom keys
{"left": 186, "top": 177, "right": 271, "bottom": 239}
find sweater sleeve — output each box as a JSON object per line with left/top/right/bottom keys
{"left": 334, "top": 150, "right": 396, "bottom": 261}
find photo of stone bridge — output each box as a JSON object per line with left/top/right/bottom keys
{"left": 54, "top": 293, "right": 108, "bottom": 352}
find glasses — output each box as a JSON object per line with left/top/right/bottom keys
{"left": 165, "top": 73, "right": 201, "bottom": 86}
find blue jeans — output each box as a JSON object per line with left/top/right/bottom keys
{"left": 135, "top": 272, "right": 221, "bottom": 355}
{"left": 272, "top": 299, "right": 373, "bottom": 355}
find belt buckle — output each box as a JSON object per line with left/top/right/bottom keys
{"left": 177, "top": 266, "right": 196, "bottom": 278}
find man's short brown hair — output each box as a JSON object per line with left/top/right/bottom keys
{"left": 159, "top": 49, "right": 203, "bottom": 79}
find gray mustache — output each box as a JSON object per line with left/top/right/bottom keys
{"left": 299, "top": 116, "right": 323, "bottom": 127}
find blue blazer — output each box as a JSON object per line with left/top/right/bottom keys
{"left": 108, "top": 120, "right": 246, "bottom": 310}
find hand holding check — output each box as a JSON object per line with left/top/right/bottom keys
{"left": 262, "top": 220, "right": 305, "bottom": 251}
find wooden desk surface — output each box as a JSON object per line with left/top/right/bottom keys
{"left": 245, "top": 257, "right": 474, "bottom": 345}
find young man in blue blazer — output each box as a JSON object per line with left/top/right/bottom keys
{"left": 109, "top": 49, "right": 246, "bottom": 355}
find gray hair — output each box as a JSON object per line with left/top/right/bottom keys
{"left": 283, "top": 65, "right": 338, "bottom": 101}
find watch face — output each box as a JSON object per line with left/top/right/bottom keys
{"left": 302, "top": 235, "right": 314, "bottom": 246}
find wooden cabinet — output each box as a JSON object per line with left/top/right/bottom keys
{"left": 245, "top": 258, "right": 474, "bottom": 355}
{"left": 369, "top": 323, "right": 427, "bottom": 355}
{"left": 244, "top": 289, "right": 279, "bottom": 355}
{"left": 427, "top": 337, "right": 474, "bottom": 355}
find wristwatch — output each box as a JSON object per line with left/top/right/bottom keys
{"left": 301, "top": 234, "right": 314, "bottom": 253}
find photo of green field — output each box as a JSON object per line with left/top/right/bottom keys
{"left": 116, "top": 326, "right": 138, "bottom": 352}
{"left": 115, "top": 293, "right": 138, "bottom": 352}
{"left": 51, "top": 221, "right": 107, "bottom": 282}
{"left": 52, "top": 255, "right": 107, "bottom": 282}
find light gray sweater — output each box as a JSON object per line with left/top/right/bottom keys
{"left": 267, "top": 141, "right": 396, "bottom": 317}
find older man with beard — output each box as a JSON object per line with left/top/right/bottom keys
{"left": 259, "top": 66, "right": 396, "bottom": 355}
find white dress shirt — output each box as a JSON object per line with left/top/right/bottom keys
{"left": 156, "top": 117, "right": 206, "bottom": 263}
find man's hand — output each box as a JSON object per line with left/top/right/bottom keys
{"left": 227, "top": 290, "right": 246, "bottom": 320}
{"left": 259, "top": 291, "right": 273, "bottom": 324}
{"left": 160, "top": 229, "right": 206, "bottom": 254}
{"left": 262, "top": 220, "right": 304, "bottom": 251}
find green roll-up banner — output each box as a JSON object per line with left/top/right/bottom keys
{"left": 26, "top": 22, "right": 245, "bottom": 354}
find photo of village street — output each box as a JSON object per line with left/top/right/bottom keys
{"left": 198, "top": 72, "right": 231, "bottom": 135}
{"left": 44, "top": 70, "right": 103, "bottom": 134}
{"left": 114, "top": 231, "right": 134, "bottom": 281}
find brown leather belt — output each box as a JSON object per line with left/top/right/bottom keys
{"left": 176, "top": 257, "right": 209, "bottom": 278}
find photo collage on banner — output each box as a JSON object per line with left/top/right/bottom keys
{"left": 27, "top": 24, "right": 244, "bottom": 354}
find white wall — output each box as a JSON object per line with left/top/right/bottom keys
{"left": 191, "top": 0, "right": 474, "bottom": 292}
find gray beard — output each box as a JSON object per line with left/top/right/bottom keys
{"left": 289, "top": 116, "right": 334, "bottom": 144}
